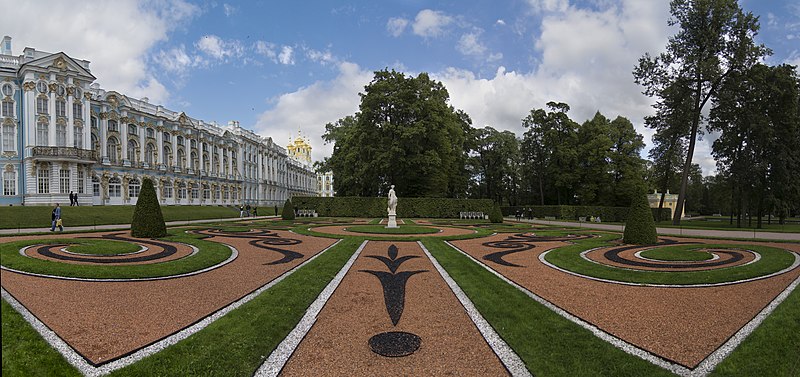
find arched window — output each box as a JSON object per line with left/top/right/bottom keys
{"left": 202, "top": 183, "right": 210, "bottom": 200}
{"left": 107, "top": 137, "right": 118, "bottom": 163}
{"left": 92, "top": 176, "right": 100, "bottom": 197}
{"left": 91, "top": 116, "right": 98, "bottom": 130}
{"left": 91, "top": 133, "right": 98, "bottom": 152}
{"left": 127, "top": 139, "right": 138, "bottom": 162}
{"left": 191, "top": 151, "right": 198, "bottom": 168}
{"left": 108, "top": 120, "right": 118, "bottom": 132}
{"left": 109, "top": 177, "right": 121, "bottom": 197}
{"left": 128, "top": 178, "right": 141, "bottom": 198}
{"left": 177, "top": 149, "right": 185, "bottom": 169}
{"left": 190, "top": 183, "right": 199, "bottom": 199}
{"left": 145, "top": 143, "right": 155, "bottom": 165}
{"left": 178, "top": 182, "right": 187, "bottom": 199}
{"left": 146, "top": 128, "right": 154, "bottom": 138}
{"left": 36, "top": 120, "right": 48, "bottom": 145}
{"left": 163, "top": 145, "right": 172, "bottom": 166}
{"left": 128, "top": 124, "right": 137, "bottom": 135}
{"left": 177, "top": 135, "right": 184, "bottom": 146}
{"left": 3, "top": 169, "right": 16, "bottom": 196}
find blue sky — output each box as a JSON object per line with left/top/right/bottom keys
{"left": 4, "top": 0, "right": 799, "bottom": 175}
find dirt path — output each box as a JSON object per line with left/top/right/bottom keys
{"left": 280, "top": 241, "right": 509, "bottom": 376}
{"left": 1, "top": 230, "right": 335, "bottom": 365}
{"left": 451, "top": 235, "right": 800, "bottom": 368}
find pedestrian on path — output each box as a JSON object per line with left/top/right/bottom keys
{"left": 50, "top": 203, "right": 63, "bottom": 231}
{"left": 239, "top": 205, "right": 245, "bottom": 217}
{"left": 69, "top": 191, "right": 74, "bottom": 206}
{"left": 274, "top": 205, "right": 278, "bottom": 216}
{"left": 253, "top": 207, "right": 258, "bottom": 217}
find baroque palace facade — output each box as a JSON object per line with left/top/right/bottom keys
{"left": 0, "top": 38, "right": 316, "bottom": 207}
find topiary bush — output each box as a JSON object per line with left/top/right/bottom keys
{"left": 131, "top": 177, "right": 167, "bottom": 238}
{"left": 623, "top": 190, "right": 658, "bottom": 245}
{"left": 488, "top": 203, "right": 503, "bottom": 223}
{"left": 281, "top": 199, "right": 295, "bottom": 220}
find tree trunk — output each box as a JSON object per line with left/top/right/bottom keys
{"left": 538, "top": 174, "right": 544, "bottom": 206}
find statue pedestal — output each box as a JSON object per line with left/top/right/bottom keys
{"left": 386, "top": 212, "right": 399, "bottom": 228}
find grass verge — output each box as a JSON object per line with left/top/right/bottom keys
{"left": 0, "top": 206, "right": 239, "bottom": 229}
{"left": 343, "top": 225, "right": 440, "bottom": 234}
{"left": 65, "top": 239, "right": 142, "bottom": 256}
{"left": 422, "top": 238, "right": 674, "bottom": 376}
{"left": 639, "top": 247, "right": 713, "bottom": 261}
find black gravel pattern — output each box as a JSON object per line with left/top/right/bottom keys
{"left": 368, "top": 331, "right": 422, "bottom": 357}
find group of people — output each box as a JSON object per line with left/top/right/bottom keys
{"left": 514, "top": 208, "right": 534, "bottom": 221}
{"left": 68, "top": 191, "right": 79, "bottom": 206}
{"left": 240, "top": 204, "right": 281, "bottom": 218}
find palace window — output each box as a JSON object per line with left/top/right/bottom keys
{"left": 214, "top": 186, "right": 220, "bottom": 200}
{"left": 177, "top": 135, "right": 184, "bottom": 146}
{"left": 202, "top": 183, "right": 210, "bottom": 200}
{"left": 2, "top": 100, "right": 13, "bottom": 117}
{"left": 36, "top": 96, "right": 48, "bottom": 114}
{"left": 2, "top": 125, "right": 14, "bottom": 152}
{"left": 59, "top": 169, "right": 70, "bottom": 193}
{"left": 36, "top": 121, "right": 48, "bottom": 145}
{"left": 55, "top": 99, "right": 66, "bottom": 117}
{"left": 107, "top": 137, "right": 118, "bottom": 163}
{"left": 74, "top": 87, "right": 82, "bottom": 99}
{"left": 163, "top": 181, "right": 173, "bottom": 198}
{"left": 223, "top": 187, "right": 229, "bottom": 200}
{"left": 146, "top": 128, "right": 154, "bottom": 138}
{"left": 38, "top": 167, "right": 50, "bottom": 194}
{"left": 163, "top": 145, "right": 172, "bottom": 166}
{"left": 73, "top": 125, "right": 83, "bottom": 148}
{"left": 91, "top": 116, "right": 97, "bottom": 129}
{"left": 56, "top": 85, "right": 65, "bottom": 97}
{"left": 56, "top": 124, "right": 67, "bottom": 147}
{"left": 178, "top": 182, "right": 186, "bottom": 199}
{"left": 177, "top": 149, "right": 185, "bottom": 169}
{"left": 190, "top": 139, "right": 197, "bottom": 149}
{"left": 108, "top": 120, "right": 118, "bottom": 132}
{"left": 127, "top": 139, "right": 137, "bottom": 162}
{"left": 76, "top": 170, "right": 84, "bottom": 194}
{"left": 73, "top": 102, "right": 82, "bottom": 118}
{"left": 191, "top": 183, "right": 199, "bottom": 199}
{"left": 145, "top": 143, "right": 155, "bottom": 165}
{"left": 3, "top": 170, "right": 16, "bottom": 196}
{"left": 163, "top": 131, "right": 171, "bottom": 141}
{"left": 36, "top": 81, "right": 47, "bottom": 94}
{"left": 128, "top": 178, "right": 141, "bottom": 198}
{"left": 92, "top": 176, "right": 100, "bottom": 196}
{"left": 109, "top": 177, "right": 121, "bottom": 197}
{"left": 128, "top": 124, "right": 137, "bottom": 135}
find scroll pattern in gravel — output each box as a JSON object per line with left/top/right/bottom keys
{"left": 279, "top": 241, "right": 509, "bottom": 376}
{"left": 451, "top": 234, "right": 800, "bottom": 369}
{"left": 0, "top": 230, "right": 336, "bottom": 365}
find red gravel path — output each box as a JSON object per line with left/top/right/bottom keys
{"left": 309, "top": 225, "right": 476, "bottom": 237}
{"left": 1, "top": 230, "right": 335, "bottom": 364}
{"left": 280, "top": 241, "right": 508, "bottom": 376}
{"left": 451, "top": 235, "right": 800, "bottom": 368}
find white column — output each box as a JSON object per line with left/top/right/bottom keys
{"left": 100, "top": 114, "right": 108, "bottom": 162}
{"left": 48, "top": 81, "right": 55, "bottom": 146}
{"left": 156, "top": 127, "right": 164, "bottom": 165}
{"left": 121, "top": 121, "right": 128, "bottom": 165}
{"left": 66, "top": 79, "right": 74, "bottom": 148}
{"left": 138, "top": 122, "right": 145, "bottom": 164}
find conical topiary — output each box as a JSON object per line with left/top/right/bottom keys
{"left": 488, "top": 203, "right": 504, "bottom": 223}
{"left": 131, "top": 177, "right": 167, "bottom": 238}
{"left": 281, "top": 199, "right": 295, "bottom": 220}
{"left": 623, "top": 189, "right": 657, "bottom": 245}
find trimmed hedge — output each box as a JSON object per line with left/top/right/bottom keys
{"left": 290, "top": 196, "right": 498, "bottom": 218}
{"left": 130, "top": 178, "right": 167, "bottom": 238}
{"left": 281, "top": 199, "right": 295, "bottom": 220}
{"left": 502, "top": 205, "right": 671, "bottom": 222}
{"left": 623, "top": 191, "right": 658, "bottom": 245}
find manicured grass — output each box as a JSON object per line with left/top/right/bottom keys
{"left": 422, "top": 238, "right": 674, "bottom": 376}
{"left": 0, "top": 230, "right": 231, "bottom": 279}
{"left": 64, "top": 239, "right": 142, "bottom": 256}
{"left": 639, "top": 247, "right": 713, "bottom": 261}
{"left": 343, "top": 224, "right": 440, "bottom": 234}
{"left": 105, "top": 237, "right": 363, "bottom": 376}
{"left": 709, "top": 284, "right": 800, "bottom": 376}
{"left": 0, "top": 206, "right": 239, "bottom": 229}
{"left": 655, "top": 218, "right": 800, "bottom": 233}
{"left": 294, "top": 224, "right": 491, "bottom": 241}
{"left": 544, "top": 235, "right": 796, "bottom": 285}
{"left": 1, "top": 299, "right": 81, "bottom": 377}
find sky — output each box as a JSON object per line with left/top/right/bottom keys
{"left": 3, "top": 0, "right": 799, "bottom": 176}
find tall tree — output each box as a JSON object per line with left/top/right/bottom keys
{"left": 633, "top": 0, "right": 769, "bottom": 225}
{"left": 322, "top": 70, "right": 472, "bottom": 198}
{"left": 469, "top": 127, "right": 521, "bottom": 205}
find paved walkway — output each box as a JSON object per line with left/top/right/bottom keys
{"left": 0, "top": 216, "right": 278, "bottom": 235}
{"left": 510, "top": 218, "right": 800, "bottom": 241}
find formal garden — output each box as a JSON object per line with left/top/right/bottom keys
{"left": 2, "top": 186, "right": 799, "bottom": 376}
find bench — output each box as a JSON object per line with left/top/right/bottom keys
{"left": 459, "top": 211, "right": 485, "bottom": 220}
{"left": 297, "top": 209, "right": 318, "bottom": 217}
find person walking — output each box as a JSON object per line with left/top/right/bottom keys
{"left": 68, "top": 191, "right": 74, "bottom": 206}
{"left": 50, "top": 203, "right": 63, "bottom": 231}
{"left": 274, "top": 205, "right": 278, "bottom": 216}
{"left": 239, "top": 205, "right": 245, "bottom": 218}
{"left": 253, "top": 206, "right": 258, "bottom": 217}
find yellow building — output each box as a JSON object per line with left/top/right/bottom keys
{"left": 647, "top": 190, "right": 685, "bottom": 220}
{"left": 287, "top": 131, "right": 312, "bottom": 165}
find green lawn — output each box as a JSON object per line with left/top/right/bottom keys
{"left": 655, "top": 218, "right": 800, "bottom": 233}
{"left": 0, "top": 206, "right": 240, "bottom": 229}
{"left": 64, "top": 239, "right": 142, "bottom": 256}
{"left": 639, "top": 247, "right": 713, "bottom": 261}
{"left": 343, "top": 224, "right": 440, "bottom": 234}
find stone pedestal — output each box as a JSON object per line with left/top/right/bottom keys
{"left": 386, "top": 212, "right": 399, "bottom": 228}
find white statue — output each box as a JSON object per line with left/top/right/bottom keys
{"left": 387, "top": 185, "right": 397, "bottom": 215}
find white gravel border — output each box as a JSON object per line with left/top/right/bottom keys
{"left": 419, "top": 241, "right": 531, "bottom": 377}
{"left": 447, "top": 240, "right": 800, "bottom": 376}
{"left": 1, "top": 239, "right": 342, "bottom": 376}
{"left": 254, "top": 239, "right": 367, "bottom": 377}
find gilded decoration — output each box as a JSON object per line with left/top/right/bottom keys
{"left": 53, "top": 57, "right": 67, "bottom": 70}
{"left": 4, "top": 164, "right": 14, "bottom": 172}
{"left": 2, "top": 118, "right": 15, "bottom": 126}
{"left": 37, "top": 115, "right": 49, "bottom": 124}
{"left": 84, "top": 92, "right": 92, "bottom": 100}
{"left": 66, "top": 87, "right": 74, "bottom": 96}
{"left": 48, "top": 83, "right": 58, "bottom": 92}
{"left": 107, "top": 95, "right": 118, "bottom": 108}
{"left": 23, "top": 81, "right": 36, "bottom": 91}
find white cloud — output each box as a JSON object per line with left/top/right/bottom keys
{"left": 387, "top": 17, "right": 409, "bottom": 37}
{"left": 496, "top": 19, "right": 507, "bottom": 26}
{"left": 457, "top": 30, "right": 503, "bottom": 62}
{"left": 278, "top": 46, "right": 295, "bottom": 65}
{"left": 223, "top": 3, "right": 237, "bottom": 17}
{"left": 195, "top": 35, "right": 244, "bottom": 61}
{"left": 0, "top": 0, "right": 200, "bottom": 103}
{"left": 154, "top": 45, "right": 204, "bottom": 75}
{"left": 305, "top": 48, "right": 338, "bottom": 66}
{"left": 254, "top": 62, "right": 373, "bottom": 162}
{"left": 527, "top": 0, "right": 569, "bottom": 13}
{"left": 412, "top": 9, "right": 454, "bottom": 38}
{"left": 254, "top": 40, "right": 278, "bottom": 61}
